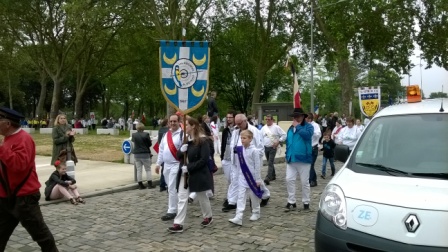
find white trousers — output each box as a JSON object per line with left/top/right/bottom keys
{"left": 227, "top": 163, "right": 239, "bottom": 204}
{"left": 163, "top": 163, "right": 179, "bottom": 214}
{"left": 286, "top": 162, "right": 311, "bottom": 204}
{"left": 189, "top": 190, "right": 213, "bottom": 200}
{"left": 134, "top": 157, "right": 152, "bottom": 182}
{"left": 213, "top": 137, "right": 221, "bottom": 155}
{"left": 234, "top": 186, "right": 261, "bottom": 220}
{"left": 221, "top": 159, "right": 232, "bottom": 187}
{"left": 175, "top": 173, "right": 212, "bottom": 226}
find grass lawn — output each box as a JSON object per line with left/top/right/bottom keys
{"left": 31, "top": 130, "right": 132, "bottom": 163}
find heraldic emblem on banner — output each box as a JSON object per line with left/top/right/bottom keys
{"left": 159, "top": 40, "right": 210, "bottom": 114}
{"left": 358, "top": 86, "right": 381, "bottom": 117}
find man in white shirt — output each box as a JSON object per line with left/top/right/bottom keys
{"left": 306, "top": 113, "right": 321, "bottom": 187}
{"left": 338, "top": 117, "right": 362, "bottom": 151}
{"left": 155, "top": 114, "right": 183, "bottom": 221}
{"left": 261, "top": 114, "right": 286, "bottom": 185}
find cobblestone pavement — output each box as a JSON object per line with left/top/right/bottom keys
{"left": 6, "top": 156, "right": 343, "bottom": 252}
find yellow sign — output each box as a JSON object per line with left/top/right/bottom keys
{"left": 358, "top": 87, "right": 381, "bottom": 117}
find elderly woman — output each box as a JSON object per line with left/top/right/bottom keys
{"left": 51, "top": 114, "right": 77, "bottom": 165}
{"left": 132, "top": 123, "right": 155, "bottom": 189}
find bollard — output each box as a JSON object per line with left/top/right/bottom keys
{"left": 66, "top": 146, "right": 75, "bottom": 179}
{"left": 66, "top": 160, "right": 75, "bottom": 179}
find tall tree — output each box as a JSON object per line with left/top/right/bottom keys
{"left": 296, "top": 0, "right": 418, "bottom": 116}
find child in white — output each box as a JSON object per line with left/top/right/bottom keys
{"left": 229, "top": 130, "right": 262, "bottom": 226}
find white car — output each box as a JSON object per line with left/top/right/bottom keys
{"left": 315, "top": 97, "right": 447, "bottom": 251}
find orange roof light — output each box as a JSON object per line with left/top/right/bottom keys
{"left": 407, "top": 85, "right": 422, "bottom": 103}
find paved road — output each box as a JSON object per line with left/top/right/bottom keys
{"left": 6, "top": 156, "right": 343, "bottom": 252}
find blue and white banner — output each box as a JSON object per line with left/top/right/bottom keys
{"left": 159, "top": 40, "right": 210, "bottom": 114}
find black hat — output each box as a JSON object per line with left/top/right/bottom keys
{"left": 288, "top": 108, "right": 308, "bottom": 118}
{"left": 0, "top": 107, "right": 24, "bottom": 124}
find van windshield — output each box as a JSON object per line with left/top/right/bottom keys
{"left": 351, "top": 114, "right": 448, "bottom": 178}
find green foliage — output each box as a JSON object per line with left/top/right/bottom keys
{"left": 429, "top": 92, "right": 448, "bottom": 99}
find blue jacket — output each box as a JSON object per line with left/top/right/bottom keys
{"left": 285, "top": 122, "right": 314, "bottom": 163}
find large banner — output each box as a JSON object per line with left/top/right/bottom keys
{"left": 358, "top": 86, "right": 381, "bottom": 117}
{"left": 159, "top": 40, "right": 210, "bottom": 114}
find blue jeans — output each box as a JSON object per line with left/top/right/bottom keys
{"left": 321, "top": 157, "right": 335, "bottom": 176}
{"left": 309, "top": 146, "right": 318, "bottom": 183}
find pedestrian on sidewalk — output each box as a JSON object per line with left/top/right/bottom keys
{"left": 44, "top": 160, "right": 85, "bottom": 204}
{"left": 320, "top": 131, "right": 336, "bottom": 179}
{"left": 0, "top": 107, "right": 59, "bottom": 252}
{"left": 229, "top": 130, "right": 263, "bottom": 226}
{"left": 168, "top": 118, "right": 213, "bottom": 233}
{"left": 51, "top": 114, "right": 78, "bottom": 166}
{"left": 284, "top": 108, "right": 314, "bottom": 212}
{"left": 155, "top": 114, "right": 183, "bottom": 221}
{"left": 132, "top": 123, "right": 155, "bottom": 189}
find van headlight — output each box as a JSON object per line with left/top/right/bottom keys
{"left": 319, "top": 184, "right": 347, "bottom": 230}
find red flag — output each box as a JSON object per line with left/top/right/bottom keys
{"left": 290, "top": 62, "right": 301, "bottom": 108}
{"left": 141, "top": 112, "right": 146, "bottom": 124}
{"left": 153, "top": 142, "right": 159, "bottom": 153}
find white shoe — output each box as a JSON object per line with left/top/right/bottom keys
{"left": 228, "top": 217, "right": 242, "bottom": 226}
{"left": 249, "top": 214, "right": 260, "bottom": 221}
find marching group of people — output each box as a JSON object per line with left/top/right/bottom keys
{"left": 0, "top": 102, "right": 369, "bottom": 250}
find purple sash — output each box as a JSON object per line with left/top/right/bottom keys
{"left": 236, "top": 146, "right": 263, "bottom": 199}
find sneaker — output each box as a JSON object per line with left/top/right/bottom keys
{"left": 228, "top": 217, "right": 242, "bottom": 226}
{"left": 222, "top": 199, "right": 229, "bottom": 207}
{"left": 201, "top": 217, "right": 213, "bottom": 227}
{"left": 222, "top": 204, "right": 236, "bottom": 212}
{"left": 249, "top": 214, "right": 260, "bottom": 221}
{"left": 260, "top": 197, "right": 269, "bottom": 207}
{"left": 284, "top": 203, "right": 297, "bottom": 212}
{"left": 320, "top": 175, "right": 326, "bottom": 179}
{"left": 168, "top": 224, "right": 183, "bottom": 233}
{"left": 188, "top": 197, "right": 194, "bottom": 204}
{"left": 303, "top": 204, "right": 310, "bottom": 211}
{"left": 310, "top": 181, "right": 318, "bottom": 187}
{"left": 161, "top": 213, "right": 176, "bottom": 221}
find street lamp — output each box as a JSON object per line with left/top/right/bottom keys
{"left": 181, "top": 1, "right": 186, "bottom": 41}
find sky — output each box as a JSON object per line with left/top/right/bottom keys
{"left": 400, "top": 50, "right": 448, "bottom": 97}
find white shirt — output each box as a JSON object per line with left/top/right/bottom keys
{"left": 310, "top": 121, "right": 322, "bottom": 147}
{"left": 337, "top": 126, "right": 362, "bottom": 150}
{"left": 210, "top": 121, "right": 219, "bottom": 140}
{"left": 332, "top": 126, "right": 343, "bottom": 143}
{"left": 322, "top": 118, "right": 327, "bottom": 127}
{"left": 355, "top": 124, "right": 365, "bottom": 132}
{"left": 238, "top": 144, "right": 262, "bottom": 187}
{"left": 261, "top": 124, "right": 286, "bottom": 147}
{"left": 230, "top": 124, "right": 264, "bottom": 165}
{"left": 156, "top": 128, "right": 183, "bottom": 166}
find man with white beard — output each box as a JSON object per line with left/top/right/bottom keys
{"left": 222, "top": 114, "right": 270, "bottom": 212}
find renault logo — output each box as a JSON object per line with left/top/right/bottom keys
{"left": 405, "top": 214, "right": 420, "bottom": 233}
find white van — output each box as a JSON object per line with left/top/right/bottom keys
{"left": 315, "top": 96, "right": 447, "bottom": 251}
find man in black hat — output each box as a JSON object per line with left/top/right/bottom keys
{"left": 0, "top": 107, "right": 59, "bottom": 251}
{"left": 284, "top": 108, "right": 314, "bottom": 212}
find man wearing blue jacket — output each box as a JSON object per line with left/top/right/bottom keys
{"left": 285, "top": 108, "right": 314, "bottom": 212}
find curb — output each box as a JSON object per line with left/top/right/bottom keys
{"left": 40, "top": 156, "right": 286, "bottom": 206}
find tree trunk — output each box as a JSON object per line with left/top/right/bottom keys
{"left": 74, "top": 92, "right": 84, "bottom": 120}
{"left": 7, "top": 69, "right": 13, "bottom": 109}
{"left": 35, "top": 70, "right": 47, "bottom": 118}
{"left": 337, "top": 57, "right": 353, "bottom": 117}
{"left": 49, "top": 78, "right": 62, "bottom": 127}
